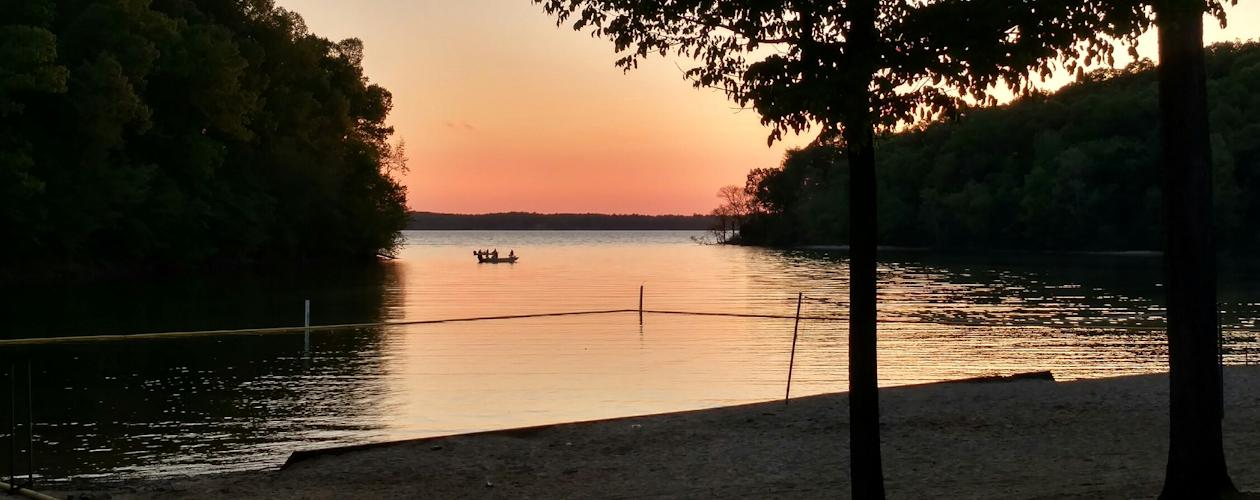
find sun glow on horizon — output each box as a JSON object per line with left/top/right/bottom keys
{"left": 278, "top": 0, "right": 1259, "bottom": 215}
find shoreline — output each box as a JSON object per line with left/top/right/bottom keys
{"left": 795, "top": 244, "right": 1162, "bottom": 257}
{"left": 53, "top": 367, "right": 1260, "bottom": 499}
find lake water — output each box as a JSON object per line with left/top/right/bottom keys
{"left": 1, "top": 230, "right": 1258, "bottom": 481}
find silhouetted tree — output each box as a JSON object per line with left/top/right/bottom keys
{"left": 725, "top": 0, "right": 1241, "bottom": 495}
{"left": 711, "top": 184, "right": 753, "bottom": 242}
{"left": 1148, "top": 2, "right": 1237, "bottom": 497}
{"left": 1014, "top": 1, "right": 1239, "bottom": 495}
{"left": 0, "top": 0, "right": 408, "bottom": 279}
{"left": 738, "top": 42, "right": 1260, "bottom": 254}
{"left": 532, "top": 1, "right": 1084, "bottom": 495}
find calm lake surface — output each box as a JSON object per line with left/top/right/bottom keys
{"left": 2, "top": 230, "right": 1258, "bottom": 481}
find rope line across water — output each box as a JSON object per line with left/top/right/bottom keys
{"left": 0, "top": 308, "right": 1255, "bottom": 346}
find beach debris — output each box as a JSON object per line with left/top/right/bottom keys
{"left": 952, "top": 371, "right": 1055, "bottom": 384}
{"left": 430, "top": 444, "right": 444, "bottom": 451}
{"left": 630, "top": 424, "right": 642, "bottom": 430}
{"left": 485, "top": 480, "right": 495, "bottom": 488}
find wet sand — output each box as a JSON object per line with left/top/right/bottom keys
{"left": 55, "top": 367, "right": 1260, "bottom": 499}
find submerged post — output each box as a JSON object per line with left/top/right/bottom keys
{"left": 639, "top": 285, "right": 644, "bottom": 325}
{"left": 785, "top": 292, "right": 803, "bottom": 405}
{"left": 303, "top": 299, "right": 311, "bottom": 353}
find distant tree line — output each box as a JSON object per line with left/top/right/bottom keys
{"left": 736, "top": 41, "right": 1260, "bottom": 253}
{"left": 407, "top": 212, "right": 716, "bottom": 231}
{"left": 0, "top": 0, "right": 408, "bottom": 280}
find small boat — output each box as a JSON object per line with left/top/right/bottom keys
{"left": 474, "top": 250, "right": 518, "bottom": 264}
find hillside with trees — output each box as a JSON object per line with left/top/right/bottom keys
{"left": 735, "top": 41, "right": 1260, "bottom": 253}
{"left": 0, "top": 0, "right": 408, "bottom": 280}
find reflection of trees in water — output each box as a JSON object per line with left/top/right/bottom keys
{"left": 747, "top": 249, "right": 1259, "bottom": 358}
{"left": 377, "top": 260, "right": 407, "bottom": 323}
{"left": 1, "top": 262, "right": 404, "bottom": 340}
{"left": 0, "top": 263, "right": 400, "bottom": 479}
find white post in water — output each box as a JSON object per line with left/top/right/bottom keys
{"left": 303, "top": 299, "right": 311, "bottom": 354}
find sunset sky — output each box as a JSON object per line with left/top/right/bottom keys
{"left": 277, "top": 1, "right": 1259, "bottom": 215}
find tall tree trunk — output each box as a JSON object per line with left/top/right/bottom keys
{"left": 845, "top": 112, "right": 883, "bottom": 500}
{"left": 1155, "top": 2, "right": 1235, "bottom": 498}
{"left": 842, "top": 1, "right": 883, "bottom": 496}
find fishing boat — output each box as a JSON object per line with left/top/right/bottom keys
{"left": 474, "top": 250, "right": 518, "bottom": 264}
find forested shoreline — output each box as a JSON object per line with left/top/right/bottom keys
{"left": 735, "top": 42, "right": 1260, "bottom": 253}
{"left": 1, "top": 0, "right": 408, "bottom": 281}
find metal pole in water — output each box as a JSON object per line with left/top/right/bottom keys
{"left": 639, "top": 285, "right": 644, "bottom": 325}
{"left": 785, "top": 292, "right": 803, "bottom": 405}
{"left": 304, "top": 299, "right": 311, "bottom": 354}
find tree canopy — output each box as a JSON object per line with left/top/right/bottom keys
{"left": 736, "top": 41, "right": 1260, "bottom": 253}
{"left": 0, "top": 0, "right": 408, "bottom": 280}
{"left": 539, "top": 0, "right": 1069, "bottom": 143}
{"left": 532, "top": 1, "right": 1110, "bottom": 496}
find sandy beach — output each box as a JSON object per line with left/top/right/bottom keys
{"left": 53, "top": 367, "right": 1260, "bottom": 499}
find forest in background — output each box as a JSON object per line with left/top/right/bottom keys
{"left": 735, "top": 42, "right": 1260, "bottom": 253}
{"left": 0, "top": 0, "right": 408, "bottom": 280}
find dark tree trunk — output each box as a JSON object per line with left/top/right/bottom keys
{"left": 845, "top": 113, "right": 884, "bottom": 500}
{"left": 1155, "top": 2, "right": 1235, "bottom": 498}
{"left": 842, "top": 1, "right": 883, "bottom": 495}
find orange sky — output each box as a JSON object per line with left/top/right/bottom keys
{"left": 277, "top": 0, "right": 1259, "bottom": 215}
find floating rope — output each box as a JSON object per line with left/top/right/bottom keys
{"left": 0, "top": 308, "right": 1255, "bottom": 347}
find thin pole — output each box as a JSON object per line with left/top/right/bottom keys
{"left": 9, "top": 364, "right": 14, "bottom": 487}
{"left": 639, "top": 285, "right": 644, "bottom": 325}
{"left": 785, "top": 292, "right": 803, "bottom": 405}
{"left": 25, "top": 361, "right": 31, "bottom": 487}
{"left": 304, "top": 299, "right": 311, "bottom": 354}
{"left": 1218, "top": 305, "right": 1224, "bottom": 415}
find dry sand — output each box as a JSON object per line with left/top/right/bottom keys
{"left": 52, "top": 367, "right": 1260, "bottom": 499}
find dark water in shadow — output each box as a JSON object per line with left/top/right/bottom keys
{"left": 3, "top": 330, "right": 389, "bottom": 479}
{"left": 1, "top": 262, "right": 405, "bottom": 339}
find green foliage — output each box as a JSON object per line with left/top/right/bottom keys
{"left": 0, "top": 0, "right": 407, "bottom": 277}
{"left": 739, "top": 42, "right": 1260, "bottom": 253}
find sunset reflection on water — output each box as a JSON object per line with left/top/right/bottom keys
{"left": 4, "top": 230, "right": 1258, "bottom": 481}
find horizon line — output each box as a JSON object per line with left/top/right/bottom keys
{"left": 409, "top": 210, "right": 715, "bottom": 217}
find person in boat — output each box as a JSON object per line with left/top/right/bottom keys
{"left": 509, "top": 250, "right": 515, "bottom": 258}
{"left": 492, "top": 249, "right": 498, "bottom": 259}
